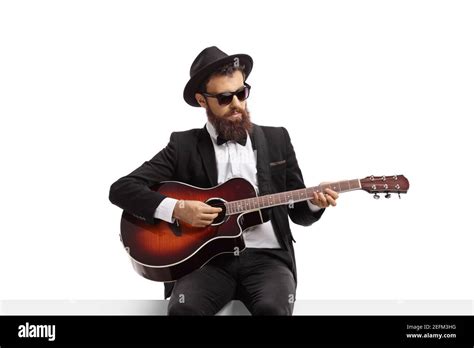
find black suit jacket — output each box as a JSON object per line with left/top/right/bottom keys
{"left": 109, "top": 123, "right": 324, "bottom": 298}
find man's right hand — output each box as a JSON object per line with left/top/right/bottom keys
{"left": 172, "top": 200, "right": 222, "bottom": 227}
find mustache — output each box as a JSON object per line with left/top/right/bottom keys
{"left": 225, "top": 107, "right": 245, "bottom": 117}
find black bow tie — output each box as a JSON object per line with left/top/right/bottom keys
{"left": 216, "top": 135, "right": 247, "bottom": 146}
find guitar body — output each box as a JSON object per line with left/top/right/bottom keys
{"left": 120, "top": 177, "right": 263, "bottom": 282}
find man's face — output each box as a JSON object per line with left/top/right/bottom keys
{"left": 195, "top": 70, "right": 252, "bottom": 141}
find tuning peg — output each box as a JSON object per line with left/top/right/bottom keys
{"left": 373, "top": 193, "right": 380, "bottom": 199}
{"left": 385, "top": 193, "right": 391, "bottom": 199}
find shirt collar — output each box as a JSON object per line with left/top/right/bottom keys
{"left": 206, "top": 121, "right": 219, "bottom": 143}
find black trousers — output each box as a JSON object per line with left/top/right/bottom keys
{"left": 167, "top": 248, "right": 296, "bottom": 316}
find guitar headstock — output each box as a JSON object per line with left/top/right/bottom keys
{"left": 360, "top": 175, "right": 409, "bottom": 199}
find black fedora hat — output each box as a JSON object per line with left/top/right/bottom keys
{"left": 183, "top": 46, "right": 253, "bottom": 107}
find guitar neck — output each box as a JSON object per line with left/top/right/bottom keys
{"left": 225, "top": 179, "right": 361, "bottom": 216}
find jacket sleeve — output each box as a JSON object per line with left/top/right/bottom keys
{"left": 282, "top": 127, "right": 325, "bottom": 226}
{"left": 109, "top": 132, "right": 178, "bottom": 224}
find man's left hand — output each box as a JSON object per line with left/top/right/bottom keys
{"left": 310, "top": 187, "right": 339, "bottom": 208}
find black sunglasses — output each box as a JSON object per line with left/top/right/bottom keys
{"left": 201, "top": 83, "right": 251, "bottom": 106}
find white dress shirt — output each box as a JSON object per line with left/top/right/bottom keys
{"left": 154, "top": 122, "right": 320, "bottom": 248}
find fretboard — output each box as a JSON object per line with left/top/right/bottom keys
{"left": 224, "top": 179, "right": 361, "bottom": 216}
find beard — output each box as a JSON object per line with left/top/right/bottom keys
{"left": 206, "top": 103, "right": 253, "bottom": 142}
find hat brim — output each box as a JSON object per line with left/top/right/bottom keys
{"left": 183, "top": 53, "right": 253, "bottom": 107}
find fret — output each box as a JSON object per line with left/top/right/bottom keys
{"left": 225, "top": 178, "right": 364, "bottom": 216}
{"left": 339, "top": 180, "right": 349, "bottom": 192}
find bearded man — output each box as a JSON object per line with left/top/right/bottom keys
{"left": 109, "top": 46, "right": 339, "bottom": 315}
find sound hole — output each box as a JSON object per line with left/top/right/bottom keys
{"left": 205, "top": 198, "right": 228, "bottom": 226}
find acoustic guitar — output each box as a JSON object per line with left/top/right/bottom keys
{"left": 120, "top": 175, "right": 409, "bottom": 282}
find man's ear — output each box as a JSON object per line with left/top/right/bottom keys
{"left": 195, "top": 93, "right": 207, "bottom": 108}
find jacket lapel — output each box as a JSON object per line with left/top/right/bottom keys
{"left": 249, "top": 123, "right": 272, "bottom": 195}
{"left": 197, "top": 123, "right": 272, "bottom": 193}
{"left": 197, "top": 126, "right": 218, "bottom": 186}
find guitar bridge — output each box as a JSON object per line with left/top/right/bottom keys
{"left": 169, "top": 219, "right": 182, "bottom": 236}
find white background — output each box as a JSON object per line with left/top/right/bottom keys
{"left": 1, "top": 0, "right": 473, "bottom": 302}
